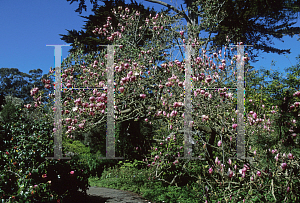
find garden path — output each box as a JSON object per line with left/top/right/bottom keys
{"left": 65, "top": 186, "right": 154, "bottom": 203}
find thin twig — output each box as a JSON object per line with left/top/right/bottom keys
{"left": 145, "top": 0, "right": 191, "bottom": 24}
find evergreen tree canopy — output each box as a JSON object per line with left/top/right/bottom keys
{"left": 60, "top": 0, "right": 157, "bottom": 55}
{"left": 0, "top": 68, "right": 54, "bottom": 107}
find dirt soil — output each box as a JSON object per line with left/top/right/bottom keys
{"left": 64, "top": 186, "right": 155, "bottom": 203}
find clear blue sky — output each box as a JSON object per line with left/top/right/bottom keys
{"left": 1, "top": 0, "right": 300, "bottom": 88}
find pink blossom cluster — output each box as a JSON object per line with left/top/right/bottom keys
{"left": 41, "top": 78, "right": 51, "bottom": 89}
{"left": 202, "top": 115, "right": 209, "bottom": 122}
{"left": 30, "top": 87, "right": 39, "bottom": 96}
{"left": 293, "top": 91, "right": 300, "bottom": 97}
{"left": 193, "top": 89, "right": 212, "bottom": 98}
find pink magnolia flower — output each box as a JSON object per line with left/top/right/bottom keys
{"left": 179, "top": 30, "right": 184, "bottom": 36}
{"left": 257, "top": 171, "right": 261, "bottom": 177}
{"left": 30, "top": 87, "right": 39, "bottom": 96}
{"left": 202, "top": 115, "right": 209, "bottom": 121}
{"left": 42, "top": 174, "right": 47, "bottom": 178}
{"left": 281, "top": 162, "right": 287, "bottom": 170}
{"left": 293, "top": 91, "right": 300, "bottom": 97}
{"left": 140, "top": 94, "right": 146, "bottom": 99}
{"left": 45, "top": 84, "right": 51, "bottom": 89}
{"left": 119, "top": 87, "right": 125, "bottom": 93}
{"left": 241, "top": 172, "right": 246, "bottom": 178}
{"left": 228, "top": 159, "right": 232, "bottom": 165}
{"left": 205, "top": 75, "right": 213, "bottom": 83}
{"left": 209, "top": 167, "right": 213, "bottom": 174}
{"left": 189, "top": 121, "right": 194, "bottom": 127}
{"left": 217, "top": 140, "right": 222, "bottom": 147}
{"left": 253, "top": 112, "right": 257, "bottom": 119}
{"left": 24, "top": 104, "right": 32, "bottom": 109}
{"left": 65, "top": 118, "right": 72, "bottom": 123}
{"left": 218, "top": 65, "right": 225, "bottom": 70}
{"left": 232, "top": 124, "right": 237, "bottom": 129}
{"left": 274, "top": 154, "right": 279, "bottom": 162}
{"left": 215, "top": 157, "right": 218, "bottom": 164}
{"left": 228, "top": 168, "right": 234, "bottom": 178}
{"left": 288, "top": 153, "right": 294, "bottom": 159}
{"left": 70, "top": 171, "right": 75, "bottom": 175}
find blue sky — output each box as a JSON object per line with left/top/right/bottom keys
{"left": 1, "top": 0, "right": 300, "bottom": 89}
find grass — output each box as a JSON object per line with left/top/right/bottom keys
{"left": 87, "top": 164, "right": 202, "bottom": 203}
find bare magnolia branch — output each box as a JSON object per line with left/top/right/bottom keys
{"left": 144, "top": 0, "right": 192, "bottom": 24}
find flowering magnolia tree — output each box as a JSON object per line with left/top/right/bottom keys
{"left": 27, "top": 6, "right": 300, "bottom": 202}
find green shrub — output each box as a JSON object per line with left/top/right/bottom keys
{"left": 0, "top": 107, "right": 90, "bottom": 202}
{"left": 0, "top": 99, "right": 21, "bottom": 124}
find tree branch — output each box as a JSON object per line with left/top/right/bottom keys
{"left": 144, "top": 0, "right": 192, "bottom": 24}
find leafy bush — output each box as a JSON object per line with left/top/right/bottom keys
{"left": 0, "top": 107, "right": 90, "bottom": 202}
{"left": 0, "top": 98, "right": 21, "bottom": 124}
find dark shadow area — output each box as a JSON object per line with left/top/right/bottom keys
{"left": 64, "top": 190, "right": 111, "bottom": 203}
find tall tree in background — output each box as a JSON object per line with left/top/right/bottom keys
{"left": 144, "top": 0, "right": 300, "bottom": 62}
{"left": 66, "top": 0, "right": 300, "bottom": 62}
{"left": 0, "top": 68, "right": 54, "bottom": 113}
{"left": 0, "top": 68, "right": 51, "bottom": 104}
{"left": 196, "top": 0, "right": 300, "bottom": 61}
